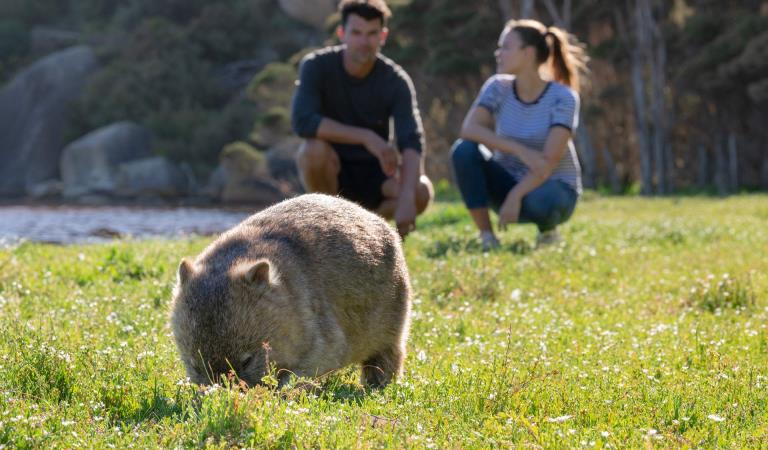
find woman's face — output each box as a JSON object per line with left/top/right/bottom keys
{"left": 495, "top": 29, "right": 532, "bottom": 75}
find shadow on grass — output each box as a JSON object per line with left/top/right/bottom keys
{"left": 320, "top": 380, "right": 368, "bottom": 405}
{"left": 110, "top": 386, "right": 187, "bottom": 427}
{"left": 276, "top": 371, "right": 374, "bottom": 406}
{"left": 425, "top": 236, "right": 533, "bottom": 258}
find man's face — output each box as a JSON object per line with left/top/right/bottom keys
{"left": 338, "top": 13, "right": 388, "bottom": 65}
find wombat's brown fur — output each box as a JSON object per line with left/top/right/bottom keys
{"left": 170, "top": 193, "right": 411, "bottom": 388}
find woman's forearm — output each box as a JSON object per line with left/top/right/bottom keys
{"left": 460, "top": 123, "right": 546, "bottom": 171}
{"left": 508, "top": 171, "right": 547, "bottom": 201}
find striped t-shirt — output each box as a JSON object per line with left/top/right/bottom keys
{"left": 475, "top": 74, "right": 582, "bottom": 194}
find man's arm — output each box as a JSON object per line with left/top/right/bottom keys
{"left": 390, "top": 70, "right": 426, "bottom": 235}
{"left": 291, "top": 55, "right": 325, "bottom": 139}
{"left": 393, "top": 148, "right": 421, "bottom": 237}
{"left": 399, "top": 148, "right": 421, "bottom": 199}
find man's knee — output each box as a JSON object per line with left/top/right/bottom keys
{"left": 296, "top": 139, "right": 335, "bottom": 171}
{"left": 450, "top": 139, "right": 481, "bottom": 166}
{"left": 416, "top": 175, "right": 434, "bottom": 214}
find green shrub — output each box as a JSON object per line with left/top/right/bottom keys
{"left": 220, "top": 141, "right": 264, "bottom": 166}
{"left": 247, "top": 62, "right": 297, "bottom": 108}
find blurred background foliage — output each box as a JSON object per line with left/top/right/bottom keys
{"left": 1, "top": 0, "right": 767, "bottom": 191}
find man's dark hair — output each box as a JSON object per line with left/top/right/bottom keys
{"left": 339, "top": 0, "right": 392, "bottom": 27}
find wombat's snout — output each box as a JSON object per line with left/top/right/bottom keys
{"left": 186, "top": 353, "right": 266, "bottom": 387}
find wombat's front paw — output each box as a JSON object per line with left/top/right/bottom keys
{"left": 361, "top": 364, "right": 392, "bottom": 388}
{"left": 361, "top": 347, "right": 403, "bottom": 388}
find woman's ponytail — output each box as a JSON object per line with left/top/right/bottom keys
{"left": 506, "top": 20, "right": 589, "bottom": 92}
{"left": 545, "top": 26, "right": 588, "bottom": 92}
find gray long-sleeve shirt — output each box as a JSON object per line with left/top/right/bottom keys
{"left": 291, "top": 45, "right": 424, "bottom": 162}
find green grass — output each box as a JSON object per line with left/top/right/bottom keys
{"left": 1, "top": 194, "right": 767, "bottom": 448}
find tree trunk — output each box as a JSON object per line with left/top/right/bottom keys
{"left": 541, "top": 0, "right": 572, "bottom": 29}
{"left": 542, "top": 0, "right": 564, "bottom": 27}
{"left": 575, "top": 121, "right": 596, "bottom": 189}
{"left": 642, "top": 0, "right": 670, "bottom": 195}
{"left": 602, "top": 147, "right": 622, "bottom": 194}
{"left": 728, "top": 133, "right": 738, "bottom": 192}
{"left": 631, "top": 0, "right": 653, "bottom": 195}
{"left": 761, "top": 157, "right": 768, "bottom": 191}
{"left": 521, "top": 0, "right": 535, "bottom": 18}
{"left": 714, "top": 133, "right": 728, "bottom": 196}
{"left": 696, "top": 144, "right": 708, "bottom": 190}
{"left": 498, "top": 0, "right": 514, "bottom": 21}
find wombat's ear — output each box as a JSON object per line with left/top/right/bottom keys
{"left": 178, "top": 258, "right": 194, "bottom": 285}
{"left": 239, "top": 259, "right": 271, "bottom": 286}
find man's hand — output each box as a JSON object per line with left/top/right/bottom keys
{"left": 498, "top": 190, "right": 522, "bottom": 231}
{"left": 364, "top": 132, "right": 399, "bottom": 176}
{"left": 394, "top": 194, "right": 417, "bottom": 239}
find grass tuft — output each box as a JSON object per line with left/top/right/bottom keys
{"left": 687, "top": 273, "right": 756, "bottom": 312}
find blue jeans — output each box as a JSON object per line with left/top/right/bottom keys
{"left": 451, "top": 139, "right": 577, "bottom": 232}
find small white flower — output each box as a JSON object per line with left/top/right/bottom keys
{"left": 416, "top": 350, "right": 427, "bottom": 362}
{"left": 707, "top": 414, "right": 725, "bottom": 422}
{"left": 61, "top": 420, "right": 75, "bottom": 426}
{"left": 601, "top": 431, "right": 610, "bottom": 438}
{"left": 546, "top": 415, "right": 573, "bottom": 423}
{"left": 510, "top": 289, "right": 522, "bottom": 301}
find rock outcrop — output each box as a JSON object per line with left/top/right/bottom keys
{"left": 278, "top": 0, "right": 337, "bottom": 30}
{"left": 114, "top": 157, "right": 189, "bottom": 198}
{"left": 60, "top": 121, "right": 153, "bottom": 198}
{"left": 0, "top": 45, "right": 98, "bottom": 196}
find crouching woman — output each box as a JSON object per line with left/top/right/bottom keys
{"left": 452, "top": 19, "right": 588, "bottom": 250}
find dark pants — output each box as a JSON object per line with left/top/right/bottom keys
{"left": 451, "top": 139, "right": 577, "bottom": 232}
{"left": 329, "top": 142, "right": 388, "bottom": 211}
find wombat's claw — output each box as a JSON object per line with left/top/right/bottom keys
{"left": 361, "top": 364, "right": 392, "bottom": 389}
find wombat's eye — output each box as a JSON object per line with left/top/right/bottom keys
{"left": 240, "top": 354, "right": 254, "bottom": 368}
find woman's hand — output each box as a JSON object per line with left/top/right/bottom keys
{"left": 498, "top": 190, "right": 522, "bottom": 231}
{"left": 520, "top": 152, "right": 550, "bottom": 180}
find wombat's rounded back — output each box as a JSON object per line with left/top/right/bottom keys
{"left": 204, "top": 192, "right": 409, "bottom": 304}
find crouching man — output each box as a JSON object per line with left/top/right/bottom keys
{"left": 291, "top": 0, "right": 433, "bottom": 238}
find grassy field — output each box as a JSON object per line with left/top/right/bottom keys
{"left": 0, "top": 194, "right": 767, "bottom": 448}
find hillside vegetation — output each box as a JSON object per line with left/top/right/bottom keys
{"left": 2, "top": 1, "right": 767, "bottom": 189}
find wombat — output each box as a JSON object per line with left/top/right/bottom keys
{"left": 170, "top": 193, "right": 411, "bottom": 388}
